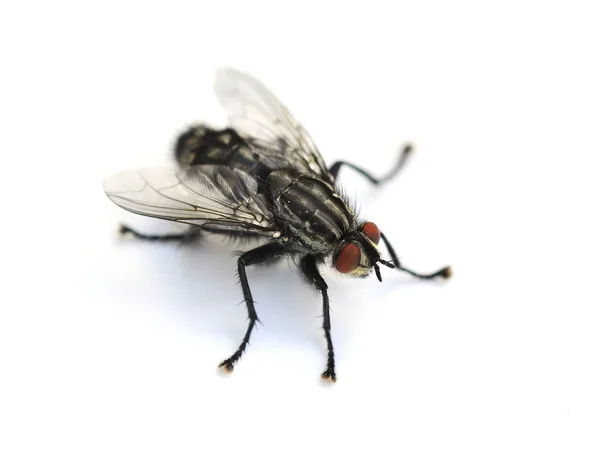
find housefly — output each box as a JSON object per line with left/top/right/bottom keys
{"left": 104, "top": 69, "right": 451, "bottom": 382}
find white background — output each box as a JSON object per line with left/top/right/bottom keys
{"left": 1, "top": 1, "right": 599, "bottom": 451}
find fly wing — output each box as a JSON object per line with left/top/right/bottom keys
{"left": 104, "top": 165, "right": 278, "bottom": 236}
{"left": 215, "top": 68, "right": 333, "bottom": 183}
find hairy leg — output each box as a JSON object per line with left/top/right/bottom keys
{"left": 300, "top": 255, "right": 336, "bottom": 382}
{"left": 380, "top": 232, "right": 451, "bottom": 279}
{"left": 218, "top": 242, "right": 286, "bottom": 373}
{"left": 329, "top": 143, "right": 413, "bottom": 183}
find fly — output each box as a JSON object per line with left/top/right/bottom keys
{"left": 104, "top": 69, "right": 451, "bottom": 382}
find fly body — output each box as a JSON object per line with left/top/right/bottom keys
{"left": 267, "top": 171, "right": 356, "bottom": 255}
{"left": 104, "top": 69, "right": 451, "bottom": 382}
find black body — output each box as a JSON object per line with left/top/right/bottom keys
{"left": 106, "top": 69, "right": 451, "bottom": 382}
{"left": 176, "top": 125, "right": 357, "bottom": 255}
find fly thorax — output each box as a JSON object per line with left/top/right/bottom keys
{"left": 267, "top": 170, "right": 357, "bottom": 254}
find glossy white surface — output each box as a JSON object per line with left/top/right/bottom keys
{"left": 1, "top": 2, "right": 599, "bottom": 451}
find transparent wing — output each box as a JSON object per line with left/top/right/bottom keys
{"left": 103, "top": 165, "right": 278, "bottom": 236}
{"left": 215, "top": 68, "right": 333, "bottom": 183}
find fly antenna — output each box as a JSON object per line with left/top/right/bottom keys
{"left": 374, "top": 263, "right": 383, "bottom": 282}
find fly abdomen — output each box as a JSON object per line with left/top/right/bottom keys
{"left": 175, "top": 126, "right": 244, "bottom": 165}
{"left": 175, "top": 125, "right": 271, "bottom": 181}
{"left": 267, "top": 170, "right": 358, "bottom": 254}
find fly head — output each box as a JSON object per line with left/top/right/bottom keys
{"left": 333, "top": 222, "right": 395, "bottom": 282}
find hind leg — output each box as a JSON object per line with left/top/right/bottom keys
{"left": 118, "top": 224, "right": 200, "bottom": 244}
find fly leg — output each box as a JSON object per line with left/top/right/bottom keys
{"left": 380, "top": 232, "right": 452, "bottom": 279}
{"left": 118, "top": 224, "right": 200, "bottom": 243}
{"left": 329, "top": 143, "right": 413, "bottom": 183}
{"left": 300, "top": 255, "right": 336, "bottom": 382}
{"left": 219, "top": 242, "right": 286, "bottom": 373}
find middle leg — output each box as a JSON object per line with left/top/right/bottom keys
{"left": 329, "top": 143, "right": 413, "bottom": 183}
{"left": 218, "top": 242, "right": 286, "bottom": 373}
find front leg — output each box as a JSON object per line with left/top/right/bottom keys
{"left": 300, "top": 255, "right": 336, "bottom": 382}
{"left": 380, "top": 232, "right": 452, "bottom": 279}
{"left": 329, "top": 143, "right": 413, "bottom": 183}
{"left": 219, "top": 242, "right": 286, "bottom": 373}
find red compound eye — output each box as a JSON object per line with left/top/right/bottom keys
{"left": 335, "top": 243, "right": 361, "bottom": 274}
{"left": 362, "top": 222, "right": 380, "bottom": 244}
